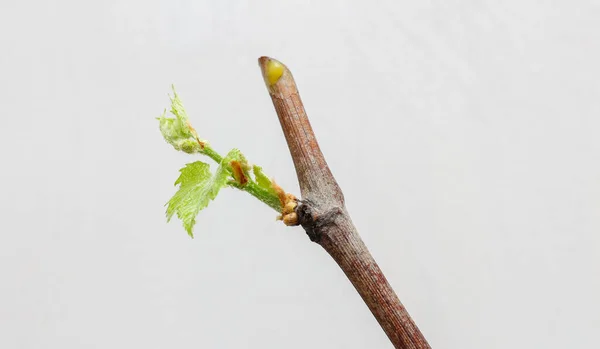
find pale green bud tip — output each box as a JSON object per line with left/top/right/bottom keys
{"left": 158, "top": 85, "right": 205, "bottom": 153}
{"left": 179, "top": 139, "right": 201, "bottom": 153}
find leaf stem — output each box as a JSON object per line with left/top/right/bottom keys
{"left": 229, "top": 181, "right": 282, "bottom": 212}
{"left": 201, "top": 145, "right": 223, "bottom": 164}
{"left": 199, "top": 145, "right": 282, "bottom": 213}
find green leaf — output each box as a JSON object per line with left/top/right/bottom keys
{"left": 253, "top": 165, "right": 277, "bottom": 195}
{"left": 165, "top": 149, "right": 245, "bottom": 237}
{"left": 157, "top": 86, "right": 203, "bottom": 154}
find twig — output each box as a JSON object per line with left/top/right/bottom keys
{"left": 258, "top": 57, "right": 431, "bottom": 349}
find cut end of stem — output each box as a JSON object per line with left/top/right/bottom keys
{"left": 258, "top": 56, "right": 294, "bottom": 96}
{"left": 260, "top": 57, "right": 285, "bottom": 85}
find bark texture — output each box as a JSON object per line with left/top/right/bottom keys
{"left": 259, "top": 57, "right": 431, "bottom": 349}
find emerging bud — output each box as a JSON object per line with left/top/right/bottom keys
{"left": 157, "top": 85, "right": 207, "bottom": 153}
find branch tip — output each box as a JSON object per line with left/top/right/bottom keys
{"left": 258, "top": 56, "right": 344, "bottom": 204}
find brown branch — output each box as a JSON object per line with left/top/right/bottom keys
{"left": 258, "top": 57, "right": 431, "bottom": 349}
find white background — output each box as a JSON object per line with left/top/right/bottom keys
{"left": 1, "top": 1, "right": 599, "bottom": 348}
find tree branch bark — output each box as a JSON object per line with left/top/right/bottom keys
{"left": 258, "top": 57, "right": 430, "bottom": 349}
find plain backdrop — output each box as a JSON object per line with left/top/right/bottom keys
{"left": 1, "top": 1, "right": 599, "bottom": 348}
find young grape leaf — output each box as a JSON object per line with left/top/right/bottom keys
{"left": 166, "top": 149, "right": 246, "bottom": 237}
{"left": 157, "top": 86, "right": 203, "bottom": 154}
